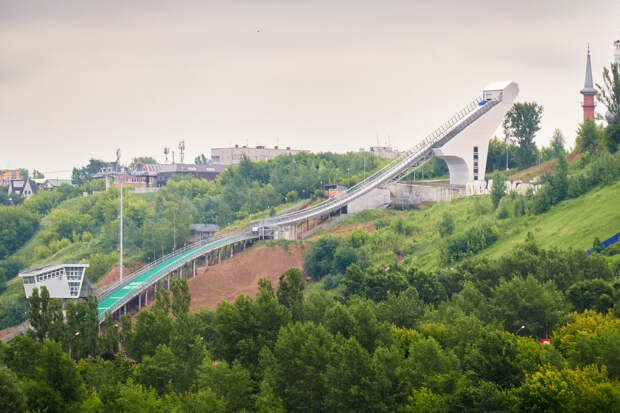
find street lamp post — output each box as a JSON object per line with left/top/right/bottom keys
{"left": 514, "top": 325, "right": 525, "bottom": 336}
{"left": 69, "top": 331, "right": 80, "bottom": 359}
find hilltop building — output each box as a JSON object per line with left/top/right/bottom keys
{"left": 360, "top": 146, "right": 400, "bottom": 159}
{"left": 581, "top": 47, "right": 596, "bottom": 121}
{"left": 211, "top": 145, "right": 305, "bottom": 165}
{"left": 131, "top": 163, "right": 227, "bottom": 187}
{"left": 34, "top": 178, "right": 74, "bottom": 190}
{"left": 0, "top": 169, "right": 21, "bottom": 187}
{"left": 19, "top": 264, "right": 89, "bottom": 299}
{"left": 96, "top": 162, "right": 227, "bottom": 190}
{"left": 7, "top": 179, "right": 38, "bottom": 199}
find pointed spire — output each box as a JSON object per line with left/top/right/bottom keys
{"left": 581, "top": 45, "right": 596, "bottom": 94}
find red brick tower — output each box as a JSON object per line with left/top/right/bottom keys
{"left": 581, "top": 46, "right": 596, "bottom": 121}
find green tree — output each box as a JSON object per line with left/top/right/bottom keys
{"left": 197, "top": 359, "right": 254, "bottom": 412}
{"left": 333, "top": 244, "right": 359, "bottom": 274}
{"left": 25, "top": 340, "right": 87, "bottom": 413}
{"left": 490, "top": 171, "right": 506, "bottom": 209}
{"left": 194, "top": 154, "right": 208, "bottom": 164}
{"left": 303, "top": 235, "right": 342, "bottom": 280}
{"left": 214, "top": 288, "right": 290, "bottom": 374}
{"left": 464, "top": 330, "right": 523, "bottom": 388}
{"left": 262, "top": 322, "right": 335, "bottom": 413}
{"left": 486, "top": 136, "right": 519, "bottom": 172}
{"left": 32, "top": 169, "right": 44, "bottom": 179}
{"left": 342, "top": 264, "right": 365, "bottom": 297}
{"left": 0, "top": 365, "right": 26, "bottom": 413}
{"left": 490, "top": 275, "right": 567, "bottom": 339}
{"left": 513, "top": 365, "right": 620, "bottom": 412}
{"left": 503, "top": 102, "right": 543, "bottom": 169}
{"left": 566, "top": 279, "right": 614, "bottom": 313}
{"left": 550, "top": 129, "right": 566, "bottom": 157}
{"left": 71, "top": 159, "right": 109, "bottom": 185}
{"left": 136, "top": 344, "right": 180, "bottom": 395}
{"left": 576, "top": 117, "right": 603, "bottom": 152}
{"left": 27, "top": 286, "right": 64, "bottom": 343}
{"left": 549, "top": 151, "right": 569, "bottom": 204}
{"left": 604, "top": 123, "right": 620, "bottom": 153}
{"left": 170, "top": 278, "right": 191, "bottom": 318}
{"left": 406, "top": 337, "right": 459, "bottom": 394}
{"left": 0, "top": 206, "right": 39, "bottom": 260}
{"left": 277, "top": 267, "right": 305, "bottom": 321}
{"left": 64, "top": 295, "right": 100, "bottom": 360}
{"left": 375, "top": 287, "right": 424, "bottom": 329}
{"left": 325, "top": 337, "right": 379, "bottom": 413}
{"left": 132, "top": 156, "right": 157, "bottom": 165}
{"left": 596, "top": 62, "right": 620, "bottom": 124}
{"left": 124, "top": 308, "right": 173, "bottom": 362}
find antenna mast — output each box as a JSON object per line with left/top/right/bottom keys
{"left": 178, "top": 141, "right": 185, "bottom": 163}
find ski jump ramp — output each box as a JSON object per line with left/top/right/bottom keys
{"left": 256, "top": 81, "right": 519, "bottom": 239}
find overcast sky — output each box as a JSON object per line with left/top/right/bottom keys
{"left": 1, "top": 1, "right": 619, "bottom": 177}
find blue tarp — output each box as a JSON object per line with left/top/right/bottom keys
{"left": 587, "top": 232, "right": 620, "bottom": 255}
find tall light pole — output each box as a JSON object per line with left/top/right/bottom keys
{"left": 117, "top": 149, "right": 123, "bottom": 282}
{"left": 505, "top": 137, "right": 509, "bottom": 171}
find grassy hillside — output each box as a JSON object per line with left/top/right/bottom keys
{"left": 310, "top": 178, "right": 620, "bottom": 272}
{"left": 483, "top": 178, "right": 620, "bottom": 257}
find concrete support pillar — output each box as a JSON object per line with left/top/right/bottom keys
{"left": 231, "top": 243, "right": 234, "bottom": 258}
{"left": 218, "top": 249, "right": 221, "bottom": 263}
{"left": 167, "top": 274, "right": 170, "bottom": 290}
{"left": 139, "top": 293, "right": 142, "bottom": 309}
{"left": 193, "top": 260, "right": 196, "bottom": 277}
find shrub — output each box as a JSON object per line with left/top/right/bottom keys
{"left": 303, "top": 236, "right": 342, "bottom": 280}
{"left": 323, "top": 273, "right": 343, "bottom": 290}
{"left": 86, "top": 251, "right": 119, "bottom": 282}
{"left": 436, "top": 212, "right": 455, "bottom": 238}
{"left": 34, "top": 245, "right": 52, "bottom": 260}
{"left": 496, "top": 198, "right": 510, "bottom": 219}
{"left": 374, "top": 218, "right": 389, "bottom": 230}
{"left": 48, "top": 238, "right": 72, "bottom": 254}
{"left": 442, "top": 221, "right": 499, "bottom": 263}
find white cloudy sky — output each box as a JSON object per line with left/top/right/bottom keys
{"left": 1, "top": 0, "right": 618, "bottom": 176}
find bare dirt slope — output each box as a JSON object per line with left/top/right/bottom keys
{"left": 188, "top": 244, "right": 304, "bottom": 312}
{"left": 97, "top": 261, "right": 145, "bottom": 288}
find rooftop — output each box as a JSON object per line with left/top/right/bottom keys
{"left": 19, "top": 263, "right": 89, "bottom": 277}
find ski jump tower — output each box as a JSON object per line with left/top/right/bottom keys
{"left": 432, "top": 81, "right": 519, "bottom": 186}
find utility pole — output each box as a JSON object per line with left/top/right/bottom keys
{"left": 505, "top": 137, "right": 509, "bottom": 171}
{"left": 363, "top": 153, "right": 366, "bottom": 181}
